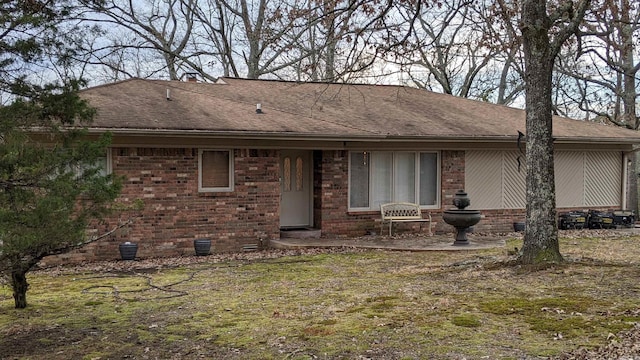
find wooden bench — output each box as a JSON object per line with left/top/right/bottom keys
{"left": 380, "top": 202, "right": 432, "bottom": 236}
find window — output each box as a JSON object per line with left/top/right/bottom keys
{"left": 282, "top": 156, "right": 305, "bottom": 192}
{"left": 92, "top": 150, "right": 111, "bottom": 177}
{"left": 72, "top": 149, "right": 112, "bottom": 179}
{"left": 349, "top": 151, "right": 439, "bottom": 210}
{"left": 199, "top": 149, "right": 233, "bottom": 192}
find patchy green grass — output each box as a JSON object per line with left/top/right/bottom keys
{"left": 451, "top": 314, "right": 482, "bottom": 328}
{"left": 2, "top": 235, "right": 640, "bottom": 359}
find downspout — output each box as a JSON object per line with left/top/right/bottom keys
{"left": 622, "top": 152, "right": 629, "bottom": 210}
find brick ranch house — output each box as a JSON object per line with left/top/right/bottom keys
{"left": 43, "top": 77, "right": 640, "bottom": 264}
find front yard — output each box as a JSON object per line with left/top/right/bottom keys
{"left": 2, "top": 233, "right": 640, "bottom": 359}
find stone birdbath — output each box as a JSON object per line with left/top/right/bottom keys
{"left": 442, "top": 190, "right": 482, "bottom": 246}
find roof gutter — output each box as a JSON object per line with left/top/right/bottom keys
{"left": 81, "top": 127, "right": 640, "bottom": 145}
{"left": 83, "top": 127, "right": 511, "bottom": 142}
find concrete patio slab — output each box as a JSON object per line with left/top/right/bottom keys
{"left": 270, "top": 234, "right": 508, "bottom": 251}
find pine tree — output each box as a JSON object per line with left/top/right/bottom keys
{"left": 0, "top": 1, "right": 122, "bottom": 308}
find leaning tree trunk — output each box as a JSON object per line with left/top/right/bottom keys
{"left": 11, "top": 268, "right": 29, "bottom": 309}
{"left": 519, "top": 0, "right": 563, "bottom": 264}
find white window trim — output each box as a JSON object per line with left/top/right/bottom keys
{"left": 420, "top": 151, "right": 441, "bottom": 209}
{"left": 71, "top": 148, "right": 112, "bottom": 178}
{"left": 198, "top": 149, "right": 234, "bottom": 192}
{"left": 105, "top": 148, "right": 113, "bottom": 175}
{"left": 348, "top": 151, "right": 440, "bottom": 211}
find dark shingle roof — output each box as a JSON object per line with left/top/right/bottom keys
{"left": 79, "top": 77, "right": 640, "bottom": 144}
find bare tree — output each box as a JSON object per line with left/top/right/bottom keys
{"left": 78, "top": 0, "right": 199, "bottom": 80}
{"left": 190, "top": 0, "right": 319, "bottom": 79}
{"left": 287, "top": 0, "right": 359, "bottom": 82}
{"left": 71, "top": 0, "right": 414, "bottom": 82}
{"left": 189, "top": 0, "right": 240, "bottom": 77}
{"left": 553, "top": 0, "right": 639, "bottom": 212}
{"left": 515, "top": 0, "right": 590, "bottom": 264}
{"left": 400, "top": 1, "right": 491, "bottom": 97}
{"left": 69, "top": 29, "right": 169, "bottom": 83}
{"left": 480, "top": 0, "right": 526, "bottom": 104}
{"left": 554, "top": 1, "right": 639, "bottom": 126}
{"left": 390, "top": 1, "right": 524, "bottom": 105}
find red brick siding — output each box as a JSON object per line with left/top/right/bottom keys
{"left": 42, "top": 147, "right": 280, "bottom": 265}
{"left": 41, "top": 148, "right": 624, "bottom": 265}
{"left": 433, "top": 150, "right": 466, "bottom": 233}
{"left": 318, "top": 150, "right": 466, "bottom": 237}
{"left": 315, "top": 150, "right": 617, "bottom": 236}
{"left": 314, "top": 150, "right": 359, "bottom": 236}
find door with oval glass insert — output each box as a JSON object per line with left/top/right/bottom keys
{"left": 280, "top": 150, "right": 312, "bottom": 228}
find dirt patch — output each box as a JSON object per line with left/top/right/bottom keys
{"left": 1, "top": 324, "right": 103, "bottom": 358}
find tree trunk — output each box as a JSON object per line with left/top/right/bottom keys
{"left": 519, "top": 0, "right": 563, "bottom": 264}
{"left": 325, "top": 30, "right": 336, "bottom": 82}
{"left": 164, "top": 53, "right": 179, "bottom": 81}
{"left": 620, "top": 3, "right": 638, "bottom": 213}
{"left": 324, "top": 9, "right": 336, "bottom": 82}
{"left": 241, "top": 0, "right": 265, "bottom": 79}
{"left": 11, "top": 269, "right": 29, "bottom": 309}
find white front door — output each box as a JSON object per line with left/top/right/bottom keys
{"left": 280, "top": 150, "right": 312, "bottom": 228}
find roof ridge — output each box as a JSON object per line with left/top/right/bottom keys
{"left": 219, "top": 76, "right": 411, "bottom": 89}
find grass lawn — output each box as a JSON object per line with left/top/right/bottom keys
{"left": 2, "top": 235, "right": 640, "bottom": 359}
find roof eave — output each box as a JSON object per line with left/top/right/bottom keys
{"left": 84, "top": 128, "right": 640, "bottom": 145}
{"left": 552, "top": 136, "right": 640, "bottom": 145}
{"left": 85, "top": 128, "right": 519, "bottom": 142}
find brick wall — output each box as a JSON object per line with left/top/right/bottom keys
{"left": 42, "top": 147, "right": 280, "bottom": 265}
{"left": 315, "top": 150, "right": 362, "bottom": 237}
{"left": 313, "top": 150, "right": 616, "bottom": 236}
{"left": 41, "top": 147, "right": 623, "bottom": 266}
{"left": 433, "top": 150, "right": 466, "bottom": 233}
{"left": 317, "top": 150, "right": 467, "bottom": 237}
